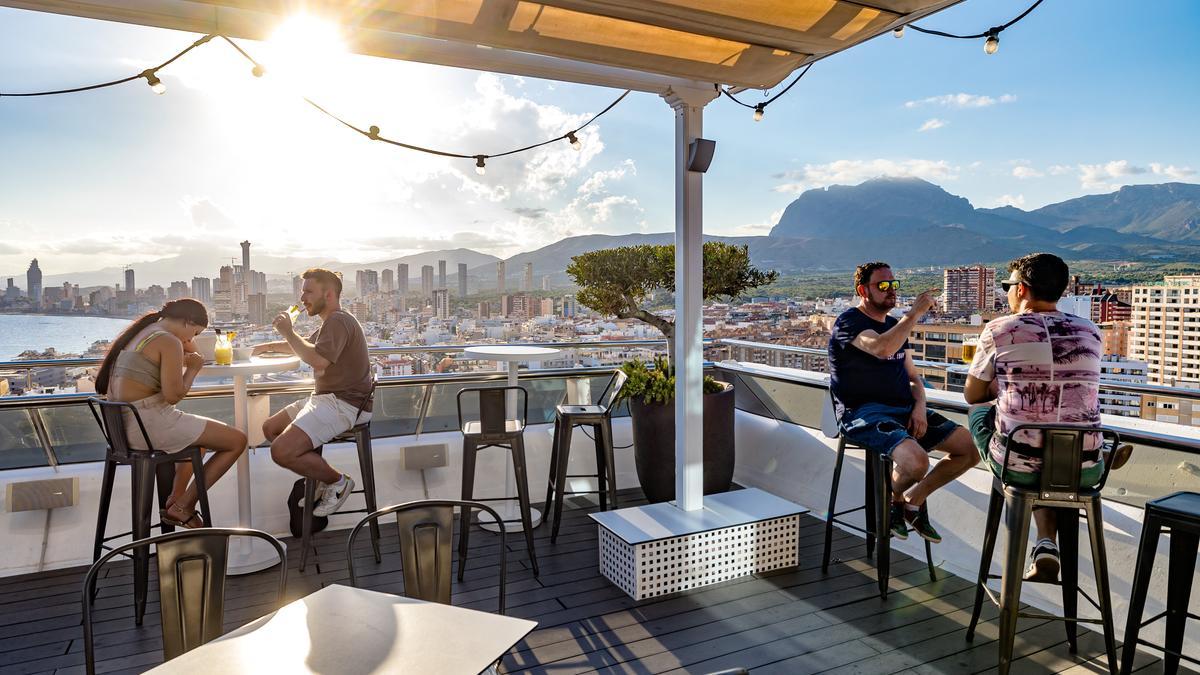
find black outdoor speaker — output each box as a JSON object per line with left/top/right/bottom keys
{"left": 687, "top": 138, "right": 716, "bottom": 173}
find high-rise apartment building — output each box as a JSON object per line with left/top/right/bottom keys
{"left": 240, "top": 241, "right": 251, "bottom": 279}
{"left": 523, "top": 263, "right": 534, "bottom": 292}
{"left": 397, "top": 264, "right": 409, "bottom": 296}
{"left": 26, "top": 259, "right": 42, "bottom": 308}
{"left": 438, "top": 260, "right": 447, "bottom": 290}
{"left": 1100, "top": 320, "right": 1132, "bottom": 358}
{"left": 5, "top": 278, "right": 18, "bottom": 301}
{"left": 381, "top": 268, "right": 394, "bottom": 293}
{"left": 1131, "top": 275, "right": 1200, "bottom": 387}
{"left": 248, "top": 293, "right": 267, "bottom": 325}
{"left": 942, "top": 265, "right": 995, "bottom": 313}
{"left": 191, "top": 277, "right": 213, "bottom": 305}
{"left": 458, "top": 263, "right": 468, "bottom": 297}
{"left": 509, "top": 293, "right": 531, "bottom": 320}
{"left": 421, "top": 265, "right": 434, "bottom": 299}
{"left": 561, "top": 295, "right": 577, "bottom": 318}
{"left": 432, "top": 288, "right": 450, "bottom": 320}
{"left": 540, "top": 298, "right": 555, "bottom": 317}
{"left": 168, "top": 281, "right": 189, "bottom": 300}
{"left": 542, "top": 275, "right": 550, "bottom": 291}
{"left": 496, "top": 261, "right": 506, "bottom": 293}
{"left": 292, "top": 275, "right": 304, "bottom": 298}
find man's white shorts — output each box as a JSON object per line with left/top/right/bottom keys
{"left": 283, "top": 393, "right": 373, "bottom": 448}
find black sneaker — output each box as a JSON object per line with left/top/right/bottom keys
{"left": 1024, "top": 540, "right": 1060, "bottom": 583}
{"left": 904, "top": 504, "right": 943, "bottom": 544}
{"left": 888, "top": 503, "right": 909, "bottom": 540}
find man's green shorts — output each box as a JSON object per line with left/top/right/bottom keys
{"left": 968, "top": 405, "right": 1104, "bottom": 488}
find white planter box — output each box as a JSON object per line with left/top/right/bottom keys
{"left": 590, "top": 488, "right": 806, "bottom": 600}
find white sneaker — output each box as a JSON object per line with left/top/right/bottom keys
{"left": 313, "top": 474, "right": 354, "bottom": 517}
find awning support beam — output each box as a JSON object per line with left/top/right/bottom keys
{"left": 663, "top": 85, "right": 717, "bottom": 512}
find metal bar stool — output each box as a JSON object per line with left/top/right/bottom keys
{"left": 820, "top": 392, "right": 936, "bottom": 600}
{"left": 965, "top": 423, "right": 1121, "bottom": 675}
{"left": 457, "top": 386, "right": 539, "bottom": 576}
{"left": 1120, "top": 491, "right": 1200, "bottom": 675}
{"left": 299, "top": 381, "right": 381, "bottom": 572}
{"left": 87, "top": 398, "right": 214, "bottom": 626}
{"left": 543, "top": 370, "right": 628, "bottom": 543}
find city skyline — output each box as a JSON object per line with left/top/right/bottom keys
{"left": 2, "top": 1, "right": 1198, "bottom": 277}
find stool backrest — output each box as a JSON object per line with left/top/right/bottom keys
{"left": 457, "top": 386, "right": 527, "bottom": 438}
{"left": 87, "top": 397, "right": 154, "bottom": 459}
{"left": 597, "top": 369, "right": 629, "bottom": 414}
{"left": 346, "top": 499, "right": 508, "bottom": 614}
{"left": 1002, "top": 423, "right": 1121, "bottom": 495}
{"left": 82, "top": 528, "right": 286, "bottom": 674}
{"left": 351, "top": 375, "right": 377, "bottom": 424}
{"left": 821, "top": 386, "right": 841, "bottom": 439}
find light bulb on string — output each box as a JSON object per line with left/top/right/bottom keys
{"left": 474, "top": 156, "right": 487, "bottom": 176}
{"left": 753, "top": 103, "right": 765, "bottom": 122}
{"left": 251, "top": 64, "right": 266, "bottom": 78}
{"left": 984, "top": 30, "right": 1000, "bottom": 55}
{"left": 893, "top": 26, "right": 904, "bottom": 38}
{"left": 567, "top": 131, "right": 582, "bottom": 151}
{"left": 141, "top": 69, "right": 166, "bottom": 95}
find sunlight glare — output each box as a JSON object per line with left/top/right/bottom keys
{"left": 262, "top": 14, "right": 348, "bottom": 92}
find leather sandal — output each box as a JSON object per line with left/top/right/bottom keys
{"left": 160, "top": 505, "right": 205, "bottom": 529}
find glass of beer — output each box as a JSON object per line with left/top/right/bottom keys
{"left": 961, "top": 338, "right": 979, "bottom": 364}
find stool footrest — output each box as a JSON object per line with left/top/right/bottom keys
{"left": 1136, "top": 638, "right": 1200, "bottom": 666}
{"left": 830, "top": 517, "right": 873, "bottom": 537}
{"left": 1018, "top": 610, "right": 1104, "bottom": 625}
{"left": 832, "top": 505, "right": 867, "bottom": 518}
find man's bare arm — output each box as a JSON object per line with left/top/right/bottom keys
{"left": 852, "top": 314, "right": 920, "bottom": 359}
{"left": 964, "top": 375, "right": 995, "bottom": 404}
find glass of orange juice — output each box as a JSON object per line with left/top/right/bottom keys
{"left": 214, "top": 331, "right": 234, "bottom": 366}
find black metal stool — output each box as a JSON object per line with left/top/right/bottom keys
{"left": 299, "top": 384, "right": 381, "bottom": 572}
{"left": 965, "top": 423, "right": 1121, "bottom": 675}
{"left": 1120, "top": 491, "right": 1200, "bottom": 675}
{"left": 544, "top": 370, "right": 628, "bottom": 543}
{"left": 87, "top": 398, "right": 213, "bottom": 626}
{"left": 457, "top": 386, "right": 539, "bottom": 576}
{"left": 821, "top": 393, "right": 936, "bottom": 600}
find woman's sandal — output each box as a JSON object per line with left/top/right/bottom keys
{"left": 160, "top": 504, "right": 206, "bottom": 529}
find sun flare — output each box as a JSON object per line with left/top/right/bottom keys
{"left": 261, "top": 14, "right": 348, "bottom": 91}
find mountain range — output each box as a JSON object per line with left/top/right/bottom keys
{"left": 15, "top": 179, "right": 1200, "bottom": 289}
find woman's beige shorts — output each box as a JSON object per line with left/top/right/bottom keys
{"left": 123, "top": 394, "right": 218, "bottom": 453}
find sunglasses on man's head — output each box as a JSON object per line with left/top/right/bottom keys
{"left": 873, "top": 280, "right": 900, "bottom": 292}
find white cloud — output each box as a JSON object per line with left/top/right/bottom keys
{"left": 918, "top": 118, "right": 946, "bottom": 132}
{"left": 728, "top": 208, "right": 786, "bottom": 237}
{"left": 1048, "top": 164, "right": 1073, "bottom": 176}
{"left": 1012, "top": 166, "right": 1044, "bottom": 179}
{"left": 1077, "top": 160, "right": 1196, "bottom": 191}
{"left": 904, "top": 93, "right": 1017, "bottom": 109}
{"left": 772, "top": 159, "right": 959, "bottom": 194}
{"left": 992, "top": 194, "right": 1026, "bottom": 208}
{"left": 578, "top": 160, "right": 637, "bottom": 198}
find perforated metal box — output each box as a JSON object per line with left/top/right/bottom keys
{"left": 591, "top": 488, "right": 804, "bottom": 601}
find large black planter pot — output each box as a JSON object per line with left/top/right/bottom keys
{"left": 629, "top": 383, "right": 735, "bottom": 504}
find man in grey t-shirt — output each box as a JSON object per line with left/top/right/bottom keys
{"left": 256, "top": 268, "right": 373, "bottom": 516}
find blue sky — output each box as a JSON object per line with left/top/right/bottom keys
{"left": 1, "top": 0, "right": 1198, "bottom": 277}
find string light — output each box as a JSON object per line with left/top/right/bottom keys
{"left": 984, "top": 30, "right": 1000, "bottom": 55}
{"left": 906, "top": 0, "right": 1043, "bottom": 56}
{"left": 141, "top": 69, "right": 165, "bottom": 95}
{"left": 718, "top": 63, "right": 812, "bottom": 122}
{"left": 0, "top": 33, "right": 629, "bottom": 173}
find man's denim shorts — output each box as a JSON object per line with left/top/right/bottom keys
{"left": 839, "top": 402, "right": 959, "bottom": 456}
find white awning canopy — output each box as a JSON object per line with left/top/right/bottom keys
{"left": 3, "top": 0, "right": 962, "bottom": 92}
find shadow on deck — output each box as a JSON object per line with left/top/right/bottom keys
{"left": 0, "top": 488, "right": 1182, "bottom": 674}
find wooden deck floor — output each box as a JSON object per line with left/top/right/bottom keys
{"left": 0, "top": 489, "right": 1184, "bottom": 674}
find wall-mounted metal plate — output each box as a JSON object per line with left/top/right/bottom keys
{"left": 5, "top": 477, "right": 78, "bottom": 512}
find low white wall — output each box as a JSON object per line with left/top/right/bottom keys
{"left": 732, "top": 409, "right": 1200, "bottom": 659}
{"left": 0, "top": 418, "right": 639, "bottom": 577}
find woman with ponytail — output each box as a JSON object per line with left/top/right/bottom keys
{"left": 96, "top": 298, "right": 247, "bottom": 527}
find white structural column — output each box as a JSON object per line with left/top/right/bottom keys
{"left": 664, "top": 87, "right": 717, "bottom": 512}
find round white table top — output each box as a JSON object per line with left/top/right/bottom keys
{"left": 199, "top": 354, "right": 302, "bottom": 377}
{"left": 463, "top": 345, "right": 560, "bottom": 362}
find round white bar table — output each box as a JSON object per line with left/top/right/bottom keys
{"left": 200, "top": 355, "right": 300, "bottom": 574}
{"left": 462, "top": 345, "right": 560, "bottom": 532}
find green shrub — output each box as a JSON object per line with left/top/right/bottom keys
{"left": 618, "top": 356, "right": 725, "bottom": 406}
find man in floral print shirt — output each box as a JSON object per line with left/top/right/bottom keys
{"left": 964, "top": 253, "right": 1107, "bottom": 583}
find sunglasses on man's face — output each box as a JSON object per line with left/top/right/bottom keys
{"left": 873, "top": 280, "right": 900, "bottom": 292}
{"left": 1000, "top": 279, "right": 1024, "bottom": 292}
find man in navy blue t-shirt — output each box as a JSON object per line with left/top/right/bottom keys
{"left": 828, "top": 261, "right": 978, "bottom": 543}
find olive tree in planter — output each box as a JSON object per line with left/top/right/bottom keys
{"left": 566, "top": 242, "right": 778, "bottom": 503}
